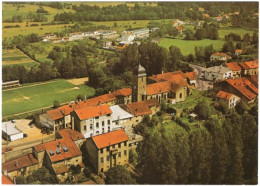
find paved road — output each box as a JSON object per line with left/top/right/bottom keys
{"left": 191, "top": 64, "right": 213, "bottom": 91}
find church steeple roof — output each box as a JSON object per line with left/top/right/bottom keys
{"left": 134, "top": 63, "right": 146, "bottom": 76}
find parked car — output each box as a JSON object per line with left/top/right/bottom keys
{"left": 23, "top": 133, "right": 28, "bottom": 138}
{"left": 11, "top": 120, "right": 16, "bottom": 123}
{"left": 29, "top": 123, "right": 35, "bottom": 128}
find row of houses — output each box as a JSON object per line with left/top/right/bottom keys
{"left": 204, "top": 60, "right": 258, "bottom": 82}
{"left": 42, "top": 30, "right": 117, "bottom": 43}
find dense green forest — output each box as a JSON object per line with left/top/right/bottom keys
{"left": 134, "top": 102, "right": 258, "bottom": 184}
{"left": 53, "top": 2, "right": 258, "bottom": 28}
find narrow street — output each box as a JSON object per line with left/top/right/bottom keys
{"left": 191, "top": 64, "right": 213, "bottom": 91}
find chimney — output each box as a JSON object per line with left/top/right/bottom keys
{"left": 57, "top": 142, "right": 61, "bottom": 149}
{"left": 85, "top": 94, "right": 87, "bottom": 100}
{"left": 98, "top": 101, "right": 101, "bottom": 105}
{"left": 15, "top": 160, "right": 18, "bottom": 167}
{"left": 162, "top": 70, "right": 164, "bottom": 74}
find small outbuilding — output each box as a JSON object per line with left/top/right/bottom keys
{"left": 2, "top": 122, "right": 23, "bottom": 142}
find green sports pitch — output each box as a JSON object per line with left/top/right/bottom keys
{"left": 2, "top": 79, "right": 95, "bottom": 117}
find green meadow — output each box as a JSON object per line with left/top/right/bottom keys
{"left": 158, "top": 38, "right": 225, "bottom": 56}
{"left": 2, "top": 79, "right": 95, "bottom": 117}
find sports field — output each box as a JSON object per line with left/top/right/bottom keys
{"left": 2, "top": 79, "right": 95, "bottom": 117}
{"left": 2, "top": 49, "right": 39, "bottom": 67}
{"left": 158, "top": 38, "right": 225, "bottom": 56}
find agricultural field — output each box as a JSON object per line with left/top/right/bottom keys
{"left": 2, "top": 49, "right": 39, "bottom": 67}
{"left": 2, "top": 79, "right": 95, "bottom": 117}
{"left": 2, "top": 3, "right": 75, "bottom": 23}
{"left": 158, "top": 38, "right": 225, "bottom": 56}
{"left": 2, "top": 23, "right": 73, "bottom": 39}
{"left": 218, "top": 26, "right": 255, "bottom": 39}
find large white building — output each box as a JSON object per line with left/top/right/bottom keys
{"left": 72, "top": 105, "right": 113, "bottom": 138}
{"left": 110, "top": 105, "right": 133, "bottom": 132}
{"left": 204, "top": 65, "right": 233, "bottom": 82}
{"left": 2, "top": 122, "right": 24, "bottom": 142}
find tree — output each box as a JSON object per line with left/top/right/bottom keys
{"left": 205, "top": 118, "right": 230, "bottom": 184}
{"left": 194, "top": 101, "right": 212, "bottom": 119}
{"left": 235, "top": 101, "right": 247, "bottom": 115}
{"left": 216, "top": 100, "right": 229, "bottom": 114}
{"left": 194, "top": 28, "right": 205, "bottom": 40}
{"left": 105, "top": 165, "right": 136, "bottom": 184}
{"left": 16, "top": 176, "right": 27, "bottom": 184}
{"left": 188, "top": 129, "right": 213, "bottom": 184}
{"left": 223, "top": 113, "right": 244, "bottom": 184}
{"left": 129, "top": 149, "right": 138, "bottom": 166}
{"left": 26, "top": 167, "right": 58, "bottom": 184}
{"left": 241, "top": 113, "right": 257, "bottom": 183}
{"left": 53, "top": 100, "right": 60, "bottom": 108}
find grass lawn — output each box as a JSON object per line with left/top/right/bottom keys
{"left": 2, "top": 79, "right": 95, "bottom": 117}
{"left": 2, "top": 49, "right": 39, "bottom": 67}
{"left": 218, "top": 26, "right": 255, "bottom": 39}
{"left": 173, "top": 90, "right": 213, "bottom": 110}
{"left": 158, "top": 38, "right": 225, "bottom": 56}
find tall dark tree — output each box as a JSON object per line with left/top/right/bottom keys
{"left": 205, "top": 118, "right": 230, "bottom": 184}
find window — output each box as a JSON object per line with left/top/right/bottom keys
{"left": 107, "top": 146, "right": 110, "bottom": 151}
{"left": 112, "top": 145, "right": 115, "bottom": 148}
{"left": 102, "top": 121, "right": 105, "bottom": 126}
{"left": 124, "top": 150, "right": 127, "bottom": 156}
{"left": 107, "top": 114, "right": 111, "bottom": 117}
{"left": 118, "top": 143, "right": 121, "bottom": 148}
{"left": 96, "top": 123, "right": 99, "bottom": 128}
{"left": 118, "top": 152, "right": 121, "bottom": 158}
{"left": 136, "top": 120, "right": 139, "bottom": 122}
{"left": 124, "top": 142, "right": 127, "bottom": 146}
{"left": 95, "top": 116, "right": 99, "bottom": 119}
{"left": 90, "top": 124, "right": 93, "bottom": 130}
{"left": 76, "top": 160, "right": 78, "bottom": 162}
{"left": 179, "top": 93, "right": 182, "bottom": 99}
{"left": 101, "top": 168, "right": 104, "bottom": 172}
{"left": 100, "top": 148, "right": 103, "bottom": 153}
{"left": 108, "top": 120, "right": 110, "bottom": 125}
{"left": 100, "top": 157, "right": 104, "bottom": 163}
{"left": 106, "top": 156, "right": 109, "bottom": 161}
{"left": 84, "top": 125, "right": 87, "bottom": 131}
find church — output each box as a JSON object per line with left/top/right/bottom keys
{"left": 132, "top": 64, "right": 194, "bottom": 104}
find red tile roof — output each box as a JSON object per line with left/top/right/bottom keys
{"left": 74, "top": 104, "right": 112, "bottom": 120}
{"left": 146, "top": 81, "right": 171, "bottom": 95}
{"left": 216, "top": 90, "right": 234, "bottom": 100}
{"left": 225, "top": 62, "right": 242, "bottom": 71}
{"left": 226, "top": 77, "right": 258, "bottom": 101}
{"left": 176, "top": 26, "right": 183, "bottom": 31}
{"left": 211, "top": 52, "right": 231, "bottom": 59}
{"left": 46, "top": 87, "right": 132, "bottom": 121}
{"left": 145, "top": 99, "right": 160, "bottom": 107}
{"left": 235, "top": 49, "right": 243, "bottom": 53}
{"left": 113, "top": 88, "right": 132, "bottom": 97}
{"left": 249, "top": 75, "right": 258, "bottom": 86}
{"left": 92, "top": 129, "right": 128, "bottom": 149}
{"left": 184, "top": 71, "right": 197, "bottom": 80}
{"left": 2, "top": 175, "right": 13, "bottom": 184}
{"left": 148, "top": 70, "right": 186, "bottom": 83}
{"left": 53, "top": 164, "right": 69, "bottom": 175}
{"left": 34, "top": 129, "right": 82, "bottom": 163}
{"left": 125, "top": 100, "right": 153, "bottom": 116}
{"left": 244, "top": 60, "right": 258, "bottom": 69}
{"left": 2, "top": 154, "right": 38, "bottom": 173}
{"left": 239, "top": 60, "right": 258, "bottom": 70}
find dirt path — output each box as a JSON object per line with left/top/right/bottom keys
{"left": 2, "top": 80, "right": 59, "bottom": 92}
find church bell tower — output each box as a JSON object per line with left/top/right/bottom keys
{"left": 132, "top": 64, "right": 147, "bottom": 102}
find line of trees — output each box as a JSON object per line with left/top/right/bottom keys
{"left": 135, "top": 101, "right": 257, "bottom": 184}
{"left": 185, "top": 22, "right": 219, "bottom": 40}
